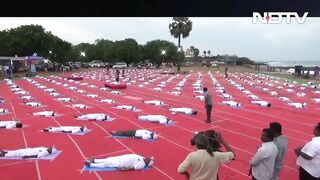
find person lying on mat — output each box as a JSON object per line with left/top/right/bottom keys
{"left": 115, "top": 105, "right": 135, "bottom": 111}
{"left": 221, "top": 93, "right": 232, "bottom": 99}
{"left": 137, "top": 115, "right": 173, "bottom": 124}
{"left": 75, "top": 113, "right": 111, "bottom": 121}
{"left": 43, "top": 126, "right": 87, "bottom": 133}
{"left": 77, "top": 89, "right": 87, "bottom": 94}
{"left": 222, "top": 100, "right": 241, "bottom": 107}
{"left": 143, "top": 100, "right": 165, "bottom": 106}
{"left": 11, "top": 87, "right": 23, "bottom": 92}
{"left": 44, "top": 88, "right": 55, "bottom": 92}
{"left": 71, "top": 104, "right": 88, "bottom": 109}
{"left": 248, "top": 94, "right": 260, "bottom": 100}
{"left": 0, "top": 146, "right": 56, "bottom": 158}
{"left": 85, "top": 154, "right": 154, "bottom": 170}
{"left": 0, "top": 108, "right": 9, "bottom": 114}
{"left": 0, "top": 121, "right": 23, "bottom": 129}
{"left": 14, "top": 91, "right": 28, "bottom": 95}
{"left": 99, "top": 99, "right": 115, "bottom": 104}
{"left": 87, "top": 94, "right": 99, "bottom": 98}
{"left": 169, "top": 107, "right": 198, "bottom": 115}
{"left": 288, "top": 102, "right": 307, "bottom": 109}
{"left": 170, "top": 91, "right": 181, "bottom": 96}
{"left": 312, "top": 98, "right": 320, "bottom": 103}
{"left": 49, "top": 92, "right": 60, "bottom": 97}
{"left": 194, "top": 95, "right": 205, "bottom": 101}
{"left": 110, "top": 129, "right": 159, "bottom": 140}
{"left": 31, "top": 111, "right": 55, "bottom": 117}
{"left": 278, "top": 96, "right": 291, "bottom": 102}
{"left": 25, "top": 102, "right": 42, "bottom": 107}
{"left": 57, "top": 97, "right": 72, "bottom": 102}
{"left": 20, "top": 95, "right": 33, "bottom": 100}
{"left": 111, "top": 90, "right": 121, "bottom": 95}
{"left": 251, "top": 100, "right": 271, "bottom": 107}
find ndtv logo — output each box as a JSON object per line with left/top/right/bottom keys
{"left": 253, "top": 12, "right": 308, "bottom": 24}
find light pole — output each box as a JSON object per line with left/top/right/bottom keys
{"left": 161, "top": 50, "right": 166, "bottom": 64}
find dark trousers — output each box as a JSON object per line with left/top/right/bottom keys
{"left": 112, "top": 130, "right": 136, "bottom": 137}
{"left": 206, "top": 104, "right": 212, "bottom": 122}
{"left": 252, "top": 176, "right": 258, "bottom": 180}
{"left": 115, "top": 77, "right": 119, "bottom": 82}
{"left": 299, "top": 167, "right": 320, "bottom": 180}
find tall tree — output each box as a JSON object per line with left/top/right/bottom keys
{"left": 207, "top": 50, "right": 211, "bottom": 57}
{"left": 169, "top": 17, "right": 192, "bottom": 72}
{"left": 203, "top": 50, "right": 207, "bottom": 57}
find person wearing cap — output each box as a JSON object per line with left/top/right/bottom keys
{"left": 136, "top": 114, "right": 172, "bottom": 124}
{"left": 75, "top": 113, "right": 111, "bottom": 121}
{"left": 110, "top": 129, "right": 159, "bottom": 140}
{"left": 251, "top": 100, "right": 271, "bottom": 107}
{"left": 169, "top": 107, "right": 197, "bottom": 115}
{"left": 31, "top": 111, "right": 55, "bottom": 117}
{"left": 43, "top": 126, "right": 87, "bottom": 134}
{"left": 85, "top": 154, "right": 154, "bottom": 170}
{"left": 0, "top": 146, "right": 55, "bottom": 158}
{"left": 0, "top": 121, "right": 23, "bottom": 129}
{"left": 143, "top": 100, "right": 165, "bottom": 106}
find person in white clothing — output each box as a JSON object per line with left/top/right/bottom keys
{"left": 25, "top": 102, "right": 41, "bottom": 107}
{"left": 21, "top": 95, "right": 33, "bottom": 100}
{"left": 278, "top": 96, "right": 291, "bottom": 102}
{"left": 0, "top": 146, "right": 55, "bottom": 158}
{"left": 250, "top": 128, "right": 278, "bottom": 180}
{"left": 288, "top": 102, "right": 307, "bottom": 109}
{"left": 99, "top": 99, "right": 115, "bottom": 104}
{"left": 312, "top": 98, "right": 320, "bottom": 103}
{"left": 169, "top": 108, "right": 198, "bottom": 115}
{"left": 222, "top": 101, "right": 241, "bottom": 107}
{"left": 75, "top": 113, "right": 111, "bottom": 121}
{"left": 248, "top": 95, "right": 259, "bottom": 100}
{"left": 31, "top": 111, "right": 55, "bottom": 117}
{"left": 251, "top": 101, "right": 271, "bottom": 107}
{"left": 194, "top": 95, "right": 204, "bottom": 100}
{"left": 85, "top": 154, "right": 154, "bottom": 170}
{"left": 50, "top": 92, "right": 60, "bottom": 97}
{"left": 143, "top": 100, "right": 165, "bottom": 106}
{"left": 43, "top": 126, "right": 87, "bottom": 133}
{"left": 44, "top": 88, "right": 55, "bottom": 92}
{"left": 295, "top": 123, "right": 320, "bottom": 180}
{"left": 116, "top": 105, "right": 135, "bottom": 111}
{"left": 57, "top": 97, "right": 72, "bottom": 102}
{"left": 221, "top": 93, "right": 232, "bottom": 99}
{"left": 0, "top": 121, "right": 23, "bottom": 128}
{"left": 137, "top": 115, "right": 172, "bottom": 124}
{"left": 110, "top": 129, "right": 159, "bottom": 140}
{"left": 171, "top": 91, "right": 181, "bottom": 95}
{"left": 72, "top": 104, "right": 88, "bottom": 109}
{"left": 87, "top": 94, "right": 98, "bottom": 98}
{"left": 0, "top": 108, "right": 9, "bottom": 114}
{"left": 111, "top": 90, "right": 121, "bottom": 95}
{"left": 14, "top": 91, "right": 28, "bottom": 95}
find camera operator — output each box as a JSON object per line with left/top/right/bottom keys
{"left": 178, "top": 131, "right": 235, "bottom": 180}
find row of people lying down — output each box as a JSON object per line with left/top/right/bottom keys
{"left": 221, "top": 100, "right": 307, "bottom": 108}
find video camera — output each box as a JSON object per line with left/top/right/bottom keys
{"left": 191, "top": 130, "right": 221, "bottom": 150}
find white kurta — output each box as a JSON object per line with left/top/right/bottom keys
{"left": 116, "top": 105, "right": 135, "bottom": 110}
{"left": 135, "top": 129, "right": 156, "bottom": 140}
{"left": 138, "top": 115, "right": 169, "bottom": 124}
{"left": 72, "top": 104, "right": 87, "bottom": 109}
{"left": 48, "top": 126, "right": 83, "bottom": 133}
{"left": 288, "top": 102, "right": 306, "bottom": 108}
{"left": 90, "top": 154, "right": 147, "bottom": 169}
{"left": 222, "top": 101, "right": 241, "bottom": 107}
{"left": 0, "top": 121, "right": 17, "bottom": 129}
{"left": 100, "top": 99, "right": 115, "bottom": 104}
{"left": 169, "top": 108, "right": 194, "bottom": 115}
{"left": 21, "top": 96, "right": 33, "bottom": 100}
{"left": 33, "top": 111, "right": 55, "bottom": 116}
{"left": 0, "top": 108, "right": 8, "bottom": 114}
{"left": 143, "top": 100, "right": 164, "bottom": 106}
{"left": 251, "top": 101, "right": 270, "bottom": 107}
{"left": 25, "top": 102, "right": 41, "bottom": 107}
{"left": 5, "top": 147, "right": 50, "bottom": 158}
{"left": 77, "top": 113, "right": 110, "bottom": 121}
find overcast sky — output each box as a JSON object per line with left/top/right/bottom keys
{"left": 0, "top": 17, "right": 319, "bottom": 62}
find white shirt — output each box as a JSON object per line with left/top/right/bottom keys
{"left": 250, "top": 142, "right": 278, "bottom": 180}
{"left": 138, "top": 115, "right": 169, "bottom": 124}
{"left": 222, "top": 101, "right": 241, "bottom": 107}
{"left": 296, "top": 136, "right": 320, "bottom": 178}
{"left": 25, "top": 102, "right": 41, "bottom": 107}
{"left": 77, "top": 90, "right": 86, "bottom": 94}
{"left": 279, "top": 97, "right": 290, "bottom": 102}
{"left": 5, "top": 147, "right": 50, "bottom": 158}
{"left": 312, "top": 98, "right": 320, "bottom": 103}
{"left": 248, "top": 95, "right": 259, "bottom": 100}
{"left": 50, "top": 92, "right": 60, "bottom": 97}
{"left": 288, "top": 102, "right": 306, "bottom": 108}
{"left": 251, "top": 101, "right": 270, "bottom": 107}
{"left": 169, "top": 108, "right": 194, "bottom": 115}
{"left": 78, "top": 113, "right": 110, "bottom": 121}
{"left": 144, "top": 100, "right": 164, "bottom": 106}
{"left": 90, "top": 154, "right": 147, "bottom": 170}
{"left": 21, "top": 96, "right": 33, "bottom": 100}
{"left": 116, "top": 105, "right": 135, "bottom": 110}
{"left": 111, "top": 91, "right": 121, "bottom": 94}
{"left": 171, "top": 91, "right": 181, "bottom": 95}
{"left": 15, "top": 91, "right": 28, "bottom": 95}
{"left": 72, "top": 104, "right": 87, "bottom": 109}
{"left": 0, "top": 121, "right": 17, "bottom": 129}
{"left": 100, "top": 99, "right": 115, "bottom": 104}
{"left": 33, "top": 111, "right": 55, "bottom": 116}
{"left": 57, "top": 98, "right": 72, "bottom": 102}
{"left": 194, "top": 96, "right": 204, "bottom": 100}
{"left": 269, "top": 91, "right": 278, "bottom": 96}
{"left": 48, "top": 126, "right": 83, "bottom": 133}
{"left": 0, "top": 108, "right": 8, "bottom": 114}
{"left": 135, "top": 130, "right": 156, "bottom": 140}
{"left": 44, "top": 88, "right": 55, "bottom": 92}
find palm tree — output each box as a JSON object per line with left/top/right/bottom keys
{"left": 169, "top": 17, "right": 192, "bottom": 72}
{"left": 203, "top": 50, "right": 207, "bottom": 57}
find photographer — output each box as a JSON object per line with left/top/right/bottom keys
{"left": 178, "top": 131, "right": 235, "bottom": 180}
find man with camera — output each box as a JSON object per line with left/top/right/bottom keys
{"left": 178, "top": 130, "right": 235, "bottom": 180}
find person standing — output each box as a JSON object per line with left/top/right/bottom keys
{"left": 295, "top": 123, "right": 320, "bottom": 180}
{"left": 269, "top": 122, "right": 288, "bottom": 180}
{"left": 203, "top": 87, "right": 212, "bottom": 123}
{"left": 249, "top": 128, "right": 278, "bottom": 180}
{"left": 225, "top": 66, "right": 228, "bottom": 78}
{"left": 115, "top": 69, "right": 120, "bottom": 82}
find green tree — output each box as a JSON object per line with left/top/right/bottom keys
{"left": 169, "top": 17, "right": 192, "bottom": 72}
{"left": 144, "top": 40, "right": 178, "bottom": 66}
